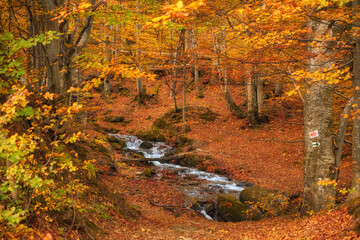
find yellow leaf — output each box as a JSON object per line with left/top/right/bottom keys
{"left": 356, "top": 86, "right": 360, "bottom": 90}
{"left": 176, "top": 1, "right": 184, "bottom": 9}
{"left": 152, "top": 16, "right": 164, "bottom": 22}
{"left": 343, "top": 114, "right": 349, "bottom": 119}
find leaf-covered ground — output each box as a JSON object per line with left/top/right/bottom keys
{"left": 85, "top": 79, "right": 358, "bottom": 239}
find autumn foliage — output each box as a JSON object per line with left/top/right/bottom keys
{"left": 1, "top": 0, "right": 360, "bottom": 239}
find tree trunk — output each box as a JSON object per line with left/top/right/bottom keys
{"left": 182, "top": 61, "right": 187, "bottom": 131}
{"left": 334, "top": 98, "right": 353, "bottom": 182}
{"left": 41, "top": 0, "right": 63, "bottom": 94}
{"left": 246, "top": 72, "right": 259, "bottom": 126}
{"left": 303, "top": 19, "right": 336, "bottom": 212}
{"left": 349, "top": 0, "right": 360, "bottom": 199}
{"left": 193, "top": 30, "right": 203, "bottom": 98}
{"left": 213, "top": 25, "right": 245, "bottom": 118}
{"left": 274, "top": 80, "right": 281, "bottom": 96}
{"left": 136, "top": 0, "right": 145, "bottom": 101}
{"left": 40, "top": 0, "right": 97, "bottom": 95}
{"left": 187, "top": 28, "right": 203, "bottom": 98}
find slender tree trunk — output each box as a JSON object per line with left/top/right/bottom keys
{"left": 182, "top": 62, "right": 187, "bottom": 131}
{"left": 213, "top": 26, "right": 245, "bottom": 118}
{"left": 186, "top": 28, "right": 203, "bottom": 98}
{"left": 246, "top": 67, "right": 259, "bottom": 126}
{"left": 303, "top": 19, "right": 336, "bottom": 212}
{"left": 274, "top": 81, "right": 281, "bottom": 96}
{"left": 193, "top": 30, "right": 203, "bottom": 98}
{"left": 136, "top": 0, "right": 145, "bottom": 101}
{"left": 256, "top": 76, "right": 265, "bottom": 121}
{"left": 334, "top": 98, "right": 353, "bottom": 182}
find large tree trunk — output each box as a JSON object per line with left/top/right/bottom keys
{"left": 41, "top": 0, "right": 63, "bottom": 94}
{"left": 302, "top": 19, "right": 336, "bottom": 212}
{"left": 40, "top": 0, "right": 97, "bottom": 95}
{"left": 349, "top": 0, "right": 360, "bottom": 199}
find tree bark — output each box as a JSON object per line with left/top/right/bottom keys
{"left": 334, "top": 98, "right": 353, "bottom": 182}
{"left": 349, "top": 0, "right": 360, "bottom": 199}
{"left": 303, "top": 19, "right": 336, "bottom": 212}
{"left": 213, "top": 25, "right": 245, "bottom": 118}
{"left": 136, "top": 0, "right": 145, "bottom": 101}
{"left": 246, "top": 69, "right": 259, "bottom": 126}
{"left": 39, "top": 0, "right": 98, "bottom": 95}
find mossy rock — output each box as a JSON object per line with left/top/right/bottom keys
{"left": 152, "top": 118, "right": 170, "bottom": 130}
{"left": 157, "top": 134, "right": 166, "bottom": 142}
{"left": 181, "top": 153, "right": 200, "bottom": 168}
{"left": 136, "top": 130, "right": 157, "bottom": 142}
{"left": 205, "top": 202, "right": 216, "bottom": 217}
{"left": 110, "top": 142, "right": 125, "bottom": 151}
{"left": 240, "top": 186, "right": 275, "bottom": 203}
{"left": 175, "top": 135, "right": 192, "bottom": 147}
{"left": 218, "top": 194, "right": 250, "bottom": 222}
{"left": 190, "top": 202, "right": 202, "bottom": 211}
{"left": 163, "top": 110, "right": 183, "bottom": 123}
{"left": 239, "top": 186, "right": 288, "bottom": 216}
{"left": 132, "top": 153, "right": 145, "bottom": 159}
{"left": 107, "top": 135, "right": 126, "bottom": 145}
{"left": 143, "top": 168, "right": 156, "bottom": 177}
{"left": 104, "top": 115, "right": 125, "bottom": 123}
{"left": 140, "top": 141, "right": 153, "bottom": 149}
{"left": 107, "top": 136, "right": 126, "bottom": 151}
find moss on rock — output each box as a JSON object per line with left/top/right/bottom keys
{"left": 240, "top": 186, "right": 288, "bottom": 216}
{"left": 181, "top": 153, "right": 199, "bottom": 168}
{"left": 132, "top": 153, "right": 145, "bottom": 159}
{"left": 152, "top": 118, "right": 170, "bottom": 130}
{"left": 175, "top": 135, "right": 192, "bottom": 147}
{"left": 143, "top": 168, "right": 156, "bottom": 178}
{"left": 104, "top": 116, "right": 124, "bottom": 123}
{"left": 218, "top": 194, "right": 250, "bottom": 222}
{"left": 140, "top": 141, "right": 153, "bottom": 149}
{"left": 136, "top": 130, "right": 157, "bottom": 142}
{"left": 157, "top": 134, "right": 166, "bottom": 142}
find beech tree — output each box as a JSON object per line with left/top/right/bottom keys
{"left": 302, "top": 18, "right": 336, "bottom": 212}
{"left": 34, "top": 0, "right": 103, "bottom": 95}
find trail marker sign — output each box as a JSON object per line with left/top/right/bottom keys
{"left": 309, "top": 130, "right": 319, "bottom": 139}
{"left": 311, "top": 142, "right": 320, "bottom": 147}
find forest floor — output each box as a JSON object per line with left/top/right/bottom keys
{"left": 83, "top": 78, "right": 359, "bottom": 240}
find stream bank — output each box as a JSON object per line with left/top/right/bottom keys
{"left": 111, "top": 134, "right": 252, "bottom": 221}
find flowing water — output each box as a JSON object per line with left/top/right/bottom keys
{"left": 110, "top": 134, "right": 245, "bottom": 219}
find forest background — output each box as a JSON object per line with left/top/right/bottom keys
{"left": 1, "top": 0, "right": 360, "bottom": 239}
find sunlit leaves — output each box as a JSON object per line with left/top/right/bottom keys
{"left": 147, "top": 0, "right": 205, "bottom": 27}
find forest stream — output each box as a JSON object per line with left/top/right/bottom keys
{"left": 109, "top": 134, "right": 246, "bottom": 220}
